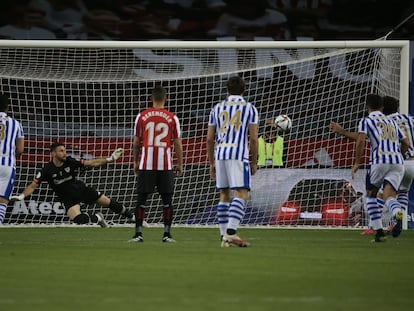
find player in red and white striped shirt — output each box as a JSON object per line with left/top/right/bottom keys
{"left": 130, "top": 86, "right": 183, "bottom": 243}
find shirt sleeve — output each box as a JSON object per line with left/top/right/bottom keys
{"left": 208, "top": 107, "right": 216, "bottom": 127}
{"left": 358, "top": 118, "right": 366, "bottom": 134}
{"left": 33, "top": 168, "right": 45, "bottom": 184}
{"left": 66, "top": 156, "right": 83, "bottom": 169}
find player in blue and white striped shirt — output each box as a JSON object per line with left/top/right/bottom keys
{"left": 383, "top": 96, "right": 414, "bottom": 233}
{"left": 0, "top": 93, "right": 24, "bottom": 224}
{"left": 352, "top": 94, "right": 410, "bottom": 242}
{"left": 207, "top": 76, "right": 258, "bottom": 247}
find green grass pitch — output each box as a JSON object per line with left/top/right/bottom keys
{"left": 0, "top": 227, "right": 412, "bottom": 311}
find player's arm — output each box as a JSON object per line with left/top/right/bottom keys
{"left": 11, "top": 180, "right": 39, "bottom": 201}
{"left": 396, "top": 124, "right": 411, "bottom": 156}
{"left": 249, "top": 123, "right": 259, "bottom": 175}
{"left": 133, "top": 136, "right": 141, "bottom": 175}
{"left": 15, "top": 137, "right": 24, "bottom": 157}
{"left": 83, "top": 148, "right": 124, "bottom": 167}
{"left": 352, "top": 132, "right": 366, "bottom": 179}
{"left": 329, "top": 121, "right": 358, "bottom": 140}
{"left": 206, "top": 125, "right": 216, "bottom": 179}
{"left": 400, "top": 137, "right": 410, "bottom": 156}
{"left": 173, "top": 137, "right": 183, "bottom": 176}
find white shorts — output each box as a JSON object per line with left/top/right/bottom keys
{"left": 368, "top": 163, "right": 404, "bottom": 192}
{"left": 400, "top": 159, "right": 414, "bottom": 192}
{"left": 215, "top": 159, "right": 251, "bottom": 190}
{"left": 0, "top": 166, "right": 16, "bottom": 200}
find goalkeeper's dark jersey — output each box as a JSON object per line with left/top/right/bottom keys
{"left": 33, "top": 156, "right": 87, "bottom": 200}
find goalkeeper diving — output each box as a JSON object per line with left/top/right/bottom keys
{"left": 11, "top": 142, "right": 132, "bottom": 227}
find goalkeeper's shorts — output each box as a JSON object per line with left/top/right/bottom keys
{"left": 60, "top": 186, "right": 102, "bottom": 210}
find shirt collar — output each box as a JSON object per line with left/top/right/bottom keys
{"left": 368, "top": 111, "right": 385, "bottom": 117}
{"left": 227, "top": 95, "right": 244, "bottom": 101}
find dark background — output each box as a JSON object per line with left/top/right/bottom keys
{"left": 0, "top": 0, "right": 413, "bottom": 41}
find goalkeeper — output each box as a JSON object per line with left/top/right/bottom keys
{"left": 11, "top": 142, "right": 133, "bottom": 227}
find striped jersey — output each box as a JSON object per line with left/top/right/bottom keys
{"left": 0, "top": 112, "right": 24, "bottom": 168}
{"left": 358, "top": 111, "right": 405, "bottom": 164}
{"left": 134, "top": 107, "right": 181, "bottom": 171}
{"left": 208, "top": 95, "right": 258, "bottom": 161}
{"left": 387, "top": 112, "right": 414, "bottom": 159}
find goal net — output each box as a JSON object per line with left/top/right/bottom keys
{"left": 1, "top": 40, "right": 409, "bottom": 228}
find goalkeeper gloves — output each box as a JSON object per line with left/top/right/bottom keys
{"left": 106, "top": 148, "right": 124, "bottom": 162}
{"left": 10, "top": 194, "right": 25, "bottom": 201}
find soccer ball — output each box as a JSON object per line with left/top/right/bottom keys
{"left": 275, "top": 115, "right": 292, "bottom": 132}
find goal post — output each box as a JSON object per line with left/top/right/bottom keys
{"left": 0, "top": 39, "right": 409, "bottom": 228}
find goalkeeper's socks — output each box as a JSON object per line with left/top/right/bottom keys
{"left": 123, "top": 208, "right": 134, "bottom": 219}
{"left": 91, "top": 213, "right": 100, "bottom": 223}
{"left": 108, "top": 200, "right": 124, "bottom": 214}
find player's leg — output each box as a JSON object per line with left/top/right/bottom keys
{"left": 388, "top": 160, "right": 414, "bottom": 233}
{"left": 217, "top": 189, "right": 231, "bottom": 239}
{"left": 158, "top": 171, "right": 176, "bottom": 243}
{"left": 129, "top": 192, "right": 147, "bottom": 243}
{"left": 365, "top": 190, "right": 384, "bottom": 242}
{"left": 129, "top": 170, "right": 156, "bottom": 243}
{"left": 96, "top": 194, "right": 134, "bottom": 222}
{"left": 396, "top": 191, "right": 409, "bottom": 213}
{"left": 365, "top": 165, "right": 386, "bottom": 242}
{"left": 0, "top": 197, "right": 8, "bottom": 224}
{"left": 222, "top": 188, "right": 250, "bottom": 247}
{"left": 382, "top": 164, "right": 405, "bottom": 238}
{"left": 66, "top": 204, "right": 108, "bottom": 227}
{"left": 214, "top": 160, "right": 231, "bottom": 239}
{"left": 360, "top": 169, "right": 375, "bottom": 235}
{"left": 0, "top": 166, "right": 16, "bottom": 224}
{"left": 397, "top": 159, "right": 414, "bottom": 212}
{"left": 160, "top": 193, "right": 176, "bottom": 243}
{"left": 221, "top": 160, "right": 251, "bottom": 247}
{"left": 67, "top": 187, "right": 109, "bottom": 227}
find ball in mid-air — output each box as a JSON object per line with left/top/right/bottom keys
{"left": 275, "top": 115, "right": 292, "bottom": 132}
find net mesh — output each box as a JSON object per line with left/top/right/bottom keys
{"left": 0, "top": 41, "right": 404, "bottom": 227}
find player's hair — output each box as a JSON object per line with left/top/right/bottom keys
{"left": 382, "top": 96, "right": 399, "bottom": 115}
{"left": 365, "top": 94, "right": 383, "bottom": 110}
{"left": 151, "top": 86, "right": 167, "bottom": 102}
{"left": 264, "top": 124, "right": 277, "bottom": 137}
{"left": 50, "top": 142, "right": 65, "bottom": 152}
{"left": 0, "top": 93, "right": 9, "bottom": 112}
{"left": 227, "top": 76, "right": 246, "bottom": 95}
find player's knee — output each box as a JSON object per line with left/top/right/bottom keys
{"left": 220, "top": 189, "right": 231, "bottom": 202}
{"left": 73, "top": 213, "right": 90, "bottom": 224}
{"left": 160, "top": 193, "right": 172, "bottom": 206}
{"left": 136, "top": 193, "right": 148, "bottom": 208}
{"left": 235, "top": 191, "right": 249, "bottom": 203}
